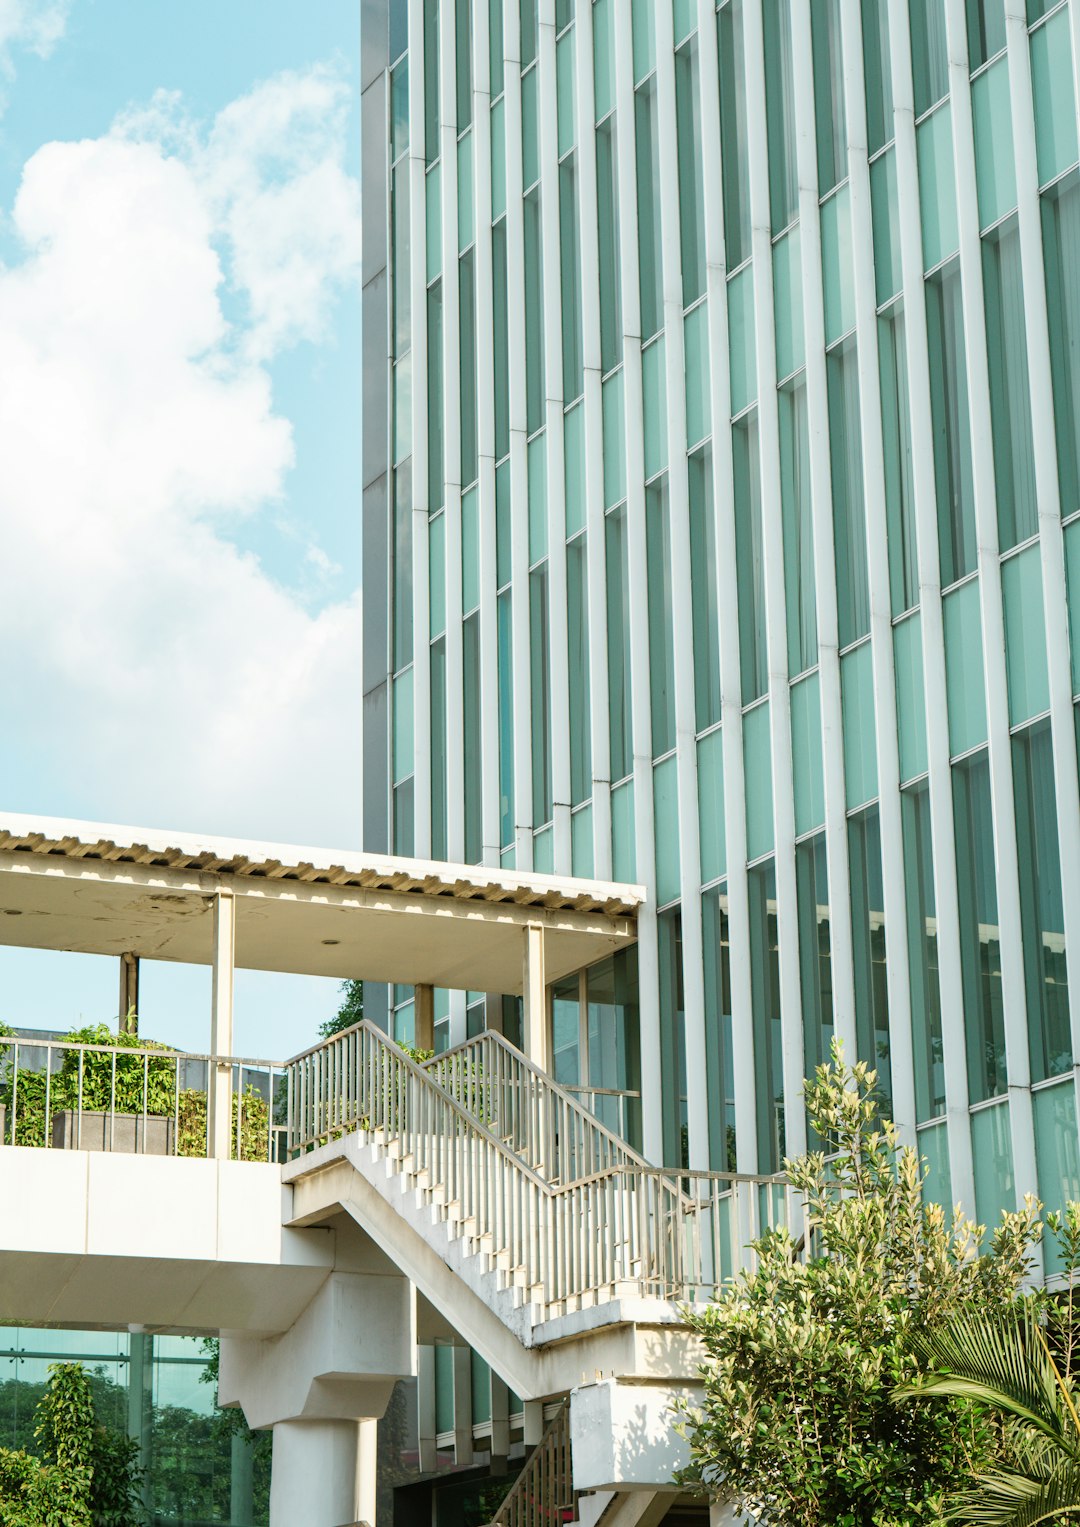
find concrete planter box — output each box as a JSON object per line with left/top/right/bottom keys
{"left": 51, "top": 1109, "right": 176, "bottom": 1156}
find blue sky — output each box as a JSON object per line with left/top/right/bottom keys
{"left": 0, "top": 0, "right": 365, "bottom": 1055}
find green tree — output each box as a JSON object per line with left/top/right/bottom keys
{"left": 896, "top": 1208, "right": 1080, "bottom": 1525}
{"left": 319, "top": 980, "right": 363, "bottom": 1040}
{"left": 676, "top": 1044, "right": 1042, "bottom": 1527}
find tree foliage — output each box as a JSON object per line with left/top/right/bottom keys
{"left": 676, "top": 1044, "right": 1042, "bottom": 1527}
{"left": 0, "top": 1363, "right": 141, "bottom": 1527}
{"left": 319, "top": 980, "right": 364, "bottom": 1040}
{"left": 896, "top": 1209, "right": 1080, "bottom": 1525}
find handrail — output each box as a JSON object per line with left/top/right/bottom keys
{"left": 486, "top": 1400, "right": 574, "bottom": 1527}
{"left": 0, "top": 1035, "right": 286, "bottom": 1162}
{"left": 285, "top": 1024, "right": 804, "bottom": 1310}
{"left": 287, "top": 1021, "right": 552, "bottom": 1190}
{"left": 421, "top": 1030, "right": 655, "bottom": 1188}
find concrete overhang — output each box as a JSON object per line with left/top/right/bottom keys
{"left": 0, "top": 813, "right": 643, "bottom": 994}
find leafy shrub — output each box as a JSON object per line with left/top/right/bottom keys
{"left": 177, "top": 1087, "right": 270, "bottom": 1161}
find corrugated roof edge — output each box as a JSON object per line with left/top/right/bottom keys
{"left": 0, "top": 813, "right": 646, "bottom": 918}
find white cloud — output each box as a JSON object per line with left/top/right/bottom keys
{"left": 0, "top": 0, "right": 69, "bottom": 63}
{"left": 0, "top": 68, "right": 364, "bottom": 847}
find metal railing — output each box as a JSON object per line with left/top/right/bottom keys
{"left": 0, "top": 1035, "right": 287, "bottom": 1162}
{"left": 421, "top": 1030, "right": 651, "bottom": 1186}
{"left": 486, "top": 1400, "right": 575, "bottom": 1527}
{"left": 285, "top": 1022, "right": 802, "bottom": 1309}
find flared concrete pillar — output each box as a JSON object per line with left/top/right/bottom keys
{"left": 269, "top": 1419, "right": 376, "bottom": 1527}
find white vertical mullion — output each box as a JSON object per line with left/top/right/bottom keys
{"left": 475, "top": 0, "right": 501, "bottom": 868}
{"left": 577, "top": 0, "right": 614, "bottom": 880}
{"left": 506, "top": 6, "right": 534, "bottom": 868}
{"left": 540, "top": 0, "right": 572, "bottom": 869}
{"left": 1004, "top": 0, "right": 1080, "bottom": 1071}
{"left": 614, "top": 0, "right": 662, "bottom": 1162}
{"left": 745, "top": 0, "right": 806, "bottom": 1161}
{"left": 699, "top": 0, "right": 757, "bottom": 1173}
{"left": 789, "top": 0, "right": 858, "bottom": 1060}
{"left": 411, "top": 1, "right": 433, "bottom": 854}
{"left": 655, "top": 5, "right": 710, "bottom": 1168}
{"left": 943, "top": 0, "right": 1039, "bottom": 1219}
{"left": 443, "top": 0, "right": 465, "bottom": 864}
{"left": 842, "top": 0, "right": 917, "bottom": 1143}
{"left": 887, "top": 0, "right": 975, "bottom": 1210}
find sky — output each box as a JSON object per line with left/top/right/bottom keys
{"left": 0, "top": 0, "right": 365, "bottom": 1056}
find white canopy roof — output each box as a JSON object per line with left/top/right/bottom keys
{"left": 0, "top": 814, "right": 643, "bottom": 994}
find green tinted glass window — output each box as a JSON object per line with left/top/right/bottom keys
{"left": 1013, "top": 720, "right": 1071, "bottom": 1083}
{"left": 462, "top": 484, "right": 479, "bottom": 614}
{"left": 653, "top": 757, "right": 681, "bottom": 904}
{"left": 967, "top": 0, "right": 1005, "bottom": 69}
{"left": 606, "top": 505, "right": 632, "bottom": 781}
{"left": 611, "top": 777, "right": 636, "bottom": 880}
{"left": 528, "top": 432, "right": 547, "bottom": 564}
{"left": 522, "top": 65, "right": 539, "bottom": 187}
{"left": 972, "top": 57, "right": 1015, "bottom": 228}
{"left": 658, "top": 910, "right": 687, "bottom": 1167}
{"left": 827, "top": 339, "right": 870, "bottom": 647}
{"left": 953, "top": 749, "right": 1006, "bottom": 1102}
{"left": 733, "top": 413, "right": 767, "bottom": 702}
{"left": 698, "top": 727, "right": 725, "bottom": 882}
{"left": 632, "top": 0, "right": 655, "bottom": 80}
{"left": 812, "top": 0, "right": 846, "bottom": 195}
{"left": 497, "top": 590, "right": 514, "bottom": 846}
{"left": 557, "top": 28, "right": 576, "bottom": 154}
{"left": 635, "top": 77, "right": 663, "bottom": 341}
{"left": 918, "top": 105, "right": 959, "bottom": 269}
{"left": 490, "top": 0, "right": 505, "bottom": 96}
{"left": 689, "top": 448, "right": 722, "bottom": 731}
{"left": 902, "top": 781, "right": 945, "bottom": 1119}
{"left": 702, "top": 885, "right": 736, "bottom": 1170}
{"left": 457, "top": 0, "right": 473, "bottom": 127}
{"left": 842, "top": 640, "right": 878, "bottom": 809}
{"left": 427, "top": 282, "right": 444, "bottom": 513}
{"left": 393, "top": 463, "right": 413, "bottom": 669}
{"left": 983, "top": 218, "right": 1037, "bottom": 550}
{"left": 971, "top": 1100, "right": 1016, "bottom": 1225}
{"left": 593, "top": 0, "right": 614, "bottom": 118}
{"left": 791, "top": 670, "right": 825, "bottom": 835}
{"left": 1002, "top": 544, "right": 1050, "bottom": 727}
{"left": 596, "top": 116, "right": 623, "bottom": 373}
{"left": 458, "top": 133, "right": 474, "bottom": 251}
{"left": 530, "top": 564, "right": 552, "bottom": 825}
{"left": 718, "top": 0, "right": 751, "bottom": 268}
{"left": 572, "top": 803, "right": 594, "bottom": 876}
{"left": 894, "top": 612, "right": 929, "bottom": 783}
{"left": 862, "top": 0, "right": 894, "bottom": 154}
{"left": 871, "top": 149, "right": 901, "bottom": 305}
{"left": 763, "top": 0, "right": 797, "bottom": 232}
{"left": 425, "top": 0, "right": 440, "bottom": 163}
{"left": 431, "top": 636, "right": 447, "bottom": 857}
{"left": 926, "top": 260, "right": 976, "bottom": 585}
{"left": 393, "top": 667, "right": 415, "bottom": 782}
{"left": 1042, "top": 174, "right": 1080, "bottom": 518}
{"left": 647, "top": 476, "right": 676, "bottom": 756}
{"left": 493, "top": 220, "right": 509, "bottom": 459}
{"left": 426, "top": 162, "right": 442, "bottom": 282}
{"left": 603, "top": 368, "right": 626, "bottom": 506}
{"left": 748, "top": 858, "right": 784, "bottom": 1170}
{"left": 796, "top": 833, "right": 834, "bottom": 1090}
{"left": 460, "top": 252, "right": 478, "bottom": 488}
{"left": 744, "top": 700, "right": 774, "bottom": 859}
{"left": 684, "top": 302, "right": 711, "bottom": 448}
{"left": 821, "top": 184, "right": 855, "bottom": 344}
{"left": 567, "top": 535, "right": 592, "bottom": 806}
{"left": 1034, "top": 1084, "right": 1080, "bottom": 1276}
{"left": 564, "top": 400, "right": 585, "bottom": 536}
{"left": 642, "top": 335, "right": 667, "bottom": 478}
{"left": 1031, "top": 6, "right": 1080, "bottom": 186}
{"left": 524, "top": 190, "right": 545, "bottom": 434}
{"left": 779, "top": 377, "right": 817, "bottom": 675}
{"left": 773, "top": 225, "right": 804, "bottom": 381}
{"left": 429, "top": 510, "right": 446, "bottom": 638}
{"left": 560, "top": 156, "right": 584, "bottom": 403}
{"left": 392, "top": 163, "right": 411, "bottom": 358}
{"left": 676, "top": 40, "right": 706, "bottom": 307}
{"left": 848, "top": 804, "right": 892, "bottom": 1111}
{"left": 491, "top": 97, "right": 507, "bottom": 216}
{"left": 728, "top": 263, "right": 757, "bottom": 413}
{"left": 521, "top": 0, "right": 538, "bottom": 66}
{"left": 910, "top": 0, "right": 948, "bottom": 117}
{"left": 879, "top": 305, "right": 918, "bottom": 614}
{"left": 463, "top": 613, "right": 482, "bottom": 860}
{"left": 944, "top": 577, "right": 988, "bottom": 754}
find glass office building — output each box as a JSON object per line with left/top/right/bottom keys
{"left": 361, "top": 0, "right": 1080, "bottom": 1263}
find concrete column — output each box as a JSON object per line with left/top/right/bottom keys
{"left": 209, "top": 891, "right": 236, "bottom": 1160}
{"left": 522, "top": 924, "right": 549, "bottom": 1072}
{"left": 414, "top": 984, "right": 435, "bottom": 1052}
{"left": 126, "top": 1330, "right": 152, "bottom": 1515}
{"left": 119, "top": 954, "right": 139, "bottom": 1035}
{"left": 269, "top": 1421, "right": 370, "bottom": 1527}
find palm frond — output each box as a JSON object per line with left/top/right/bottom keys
{"left": 896, "top": 1304, "right": 1080, "bottom": 1454}
{"left": 946, "top": 1463, "right": 1080, "bottom": 1527}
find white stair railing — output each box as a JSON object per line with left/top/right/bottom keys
{"left": 285, "top": 1023, "right": 801, "bottom": 1313}
{"left": 421, "top": 1030, "right": 650, "bottom": 1186}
